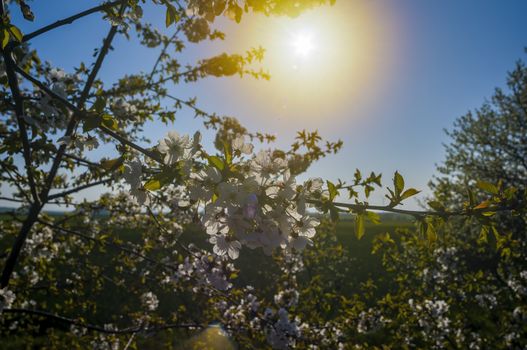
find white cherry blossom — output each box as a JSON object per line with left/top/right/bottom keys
{"left": 157, "top": 131, "right": 196, "bottom": 165}
{"left": 209, "top": 234, "right": 242, "bottom": 259}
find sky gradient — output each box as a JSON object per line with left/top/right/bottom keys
{"left": 4, "top": 0, "right": 527, "bottom": 209}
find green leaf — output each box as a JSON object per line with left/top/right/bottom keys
{"left": 83, "top": 115, "right": 102, "bottom": 132}
{"left": 491, "top": 226, "right": 500, "bottom": 241}
{"left": 223, "top": 141, "right": 232, "bottom": 165}
{"left": 207, "top": 155, "right": 225, "bottom": 171}
{"left": 165, "top": 4, "right": 178, "bottom": 27}
{"left": 426, "top": 223, "right": 437, "bottom": 243}
{"left": 467, "top": 188, "right": 475, "bottom": 207}
{"left": 92, "top": 97, "right": 106, "bottom": 113}
{"left": 474, "top": 200, "right": 490, "bottom": 210}
{"left": 400, "top": 188, "right": 420, "bottom": 201}
{"left": 478, "top": 226, "right": 489, "bottom": 244}
{"left": 100, "top": 157, "right": 122, "bottom": 171}
{"left": 8, "top": 25, "right": 23, "bottom": 42}
{"left": 364, "top": 185, "right": 374, "bottom": 198}
{"left": 330, "top": 206, "right": 340, "bottom": 222}
{"left": 417, "top": 220, "right": 427, "bottom": 238}
{"left": 476, "top": 181, "right": 498, "bottom": 195}
{"left": 144, "top": 179, "right": 161, "bottom": 191}
{"left": 165, "top": 9, "right": 172, "bottom": 27}
{"left": 354, "top": 169, "right": 362, "bottom": 183}
{"left": 394, "top": 171, "right": 404, "bottom": 195}
{"left": 428, "top": 200, "right": 445, "bottom": 212}
{"left": 355, "top": 213, "right": 365, "bottom": 240}
{"left": 143, "top": 168, "right": 178, "bottom": 191}
{"left": 1, "top": 29, "right": 10, "bottom": 49}
{"left": 365, "top": 211, "right": 381, "bottom": 224}
{"left": 327, "top": 180, "right": 338, "bottom": 201}
{"left": 21, "top": 3, "right": 35, "bottom": 21}
{"left": 101, "top": 114, "right": 118, "bottom": 130}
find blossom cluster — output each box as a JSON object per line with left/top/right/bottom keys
{"left": 408, "top": 298, "right": 452, "bottom": 349}
{"left": 0, "top": 287, "right": 16, "bottom": 314}
{"left": 124, "top": 132, "right": 324, "bottom": 260}
{"left": 356, "top": 307, "right": 390, "bottom": 334}
{"left": 174, "top": 245, "right": 236, "bottom": 291}
{"left": 422, "top": 246, "right": 459, "bottom": 287}
{"left": 264, "top": 307, "right": 301, "bottom": 350}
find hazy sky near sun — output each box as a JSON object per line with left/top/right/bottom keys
{"left": 5, "top": 0, "right": 527, "bottom": 209}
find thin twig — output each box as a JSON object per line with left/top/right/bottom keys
{"left": 47, "top": 178, "right": 113, "bottom": 201}
{"left": 306, "top": 199, "right": 516, "bottom": 218}
{"left": 14, "top": 65, "right": 163, "bottom": 163}
{"left": 2, "top": 308, "right": 203, "bottom": 334}
{"left": 22, "top": 1, "right": 123, "bottom": 42}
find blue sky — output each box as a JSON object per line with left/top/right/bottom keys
{"left": 4, "top": 0, "right": 527, "bottom": 209}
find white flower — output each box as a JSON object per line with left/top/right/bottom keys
{"left": 0, "top": 288, "right": 16, "bottom": 313}
{"left": 242, "top": 193, "right": 259, "bottom": 220}
{"left": 123, "top": 160, "right": 142, "bottom": 189}
{"left": 130, "top": 187, "right": 148, "bottom": 205}
{"left": 266, "top": 170, "right": 296, "bottom": 201}
{"left": 209, "top": 234, "right": 242, "bottom": 259}
{"left": 49, "top": 68, "right": 66, "bottom": 81}
{"left": 294, "top": 216, "right": 319, "bottom": 239}
{"left": 265, "top": 308, "right": 300, "bottom": 349}
{"left": 289, "top": 235, "right": 312, "bottom": 251}
{"left": 57, "top": 135, "right": 98, "bottom": 152}
{"left": 189, "top": 167, "right": 222, "bottom": 201}
{"left": 51, "top": 81, "right": 67, "bottom": 98}
{"left": 305, "top": 177, "right": 324, "bottom": 193}
{"left": 251, "top": 150, "right": 287, "bottom": 177}
{"left": 157, "top": 131, "right": 193, "bottom": 165}
{"left": 233, "top": 135, "right": 253, "bottom": 155}
{"left": 141, "top": 292, "right": 159, "bottom": 311}
{"left": 202, "top": 203, "right": 228, "bottom": 235}
{"left": 217, "top": 182, "right": 242, "bottom": 207}
{"left": 57, "top": 136, "right": 72, "bottom": 146}
{"left": 84, "top": 136, "right": 99, "bottom": 151}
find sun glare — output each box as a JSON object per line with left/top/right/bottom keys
{"left": 224, "top": 1, "right": 391, "bottom": 122}
{"left": 292, "top": 32, "right": 315, "bottom": 57}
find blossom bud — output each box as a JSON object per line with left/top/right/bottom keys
{"left": 243, "top": 193, "right": 258, "bottom": 220}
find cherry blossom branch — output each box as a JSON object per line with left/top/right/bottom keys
{"left": 146, "top": 24, "right": 185, "bottom": 85}
{"left": 2, "top": 308, "right": 203, "bottom": 334}
{"left": 0, "top": 2, "right": 128, "bottom": 289}
{"left": 14, "top": 66, "right": 163, "bottom": 163}
{"left": 307, "top": 199, "right": 517, "bottom": 218}
{"left": 1, "top": 2, "right": 39, "bottom": 205}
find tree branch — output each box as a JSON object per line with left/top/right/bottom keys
{"left": 2, "top": 308, "right": 203, "bottom": 334}
{"left": 1, "top": 9, "right": 39, "bottom": 204}
{"left": 47, "top": 178, "right": 113, "bottom": 201}
{"left": 63, "top": 153, "right": 101, "bottom": 169}
{"left": 0, "top": 196, "right": 25, "bottom": 203}
{"left": 306, "top": 199, "right": 516, "bottom": 218}
{"left": 14, "top": 65, "right": 163, "bottom": 163}
{"left": 22, "top": 1, "right": 123, "bottom": 42}
{"left": 0, "top": 2, "right": 128, "bottom": 288}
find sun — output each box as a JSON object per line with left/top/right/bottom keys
{"left": 292, "top": 32, "right": 315, "bottom": 57}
